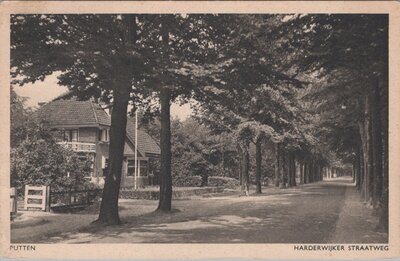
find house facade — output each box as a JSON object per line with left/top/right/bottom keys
{"left": 34, "top": 97, "right": 161, "bottom": 188}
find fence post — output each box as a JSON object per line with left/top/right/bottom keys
{"left": 24, "top": 185, "right": 29, "bottom": 210}
{"left": 45, "top": 186, "right": 51, "bottom": 212}
{"left": 10, "top": 187, "right": 17, "bottom": 219}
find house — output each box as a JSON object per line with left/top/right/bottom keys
{"left": 34, "top": 97, "right": 161, "bottom": 188}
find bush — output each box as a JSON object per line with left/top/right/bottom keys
{"left": 208, "top": 176, "right": 240, "bottom": 189}
{"left": 11, "top": 121, "right": 92, "bottom": 195}
{"left": 173, "top": 175, "right": 202, "bottom": 187}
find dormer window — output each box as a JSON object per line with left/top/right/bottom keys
{"left": 99, "top": 129, "right": 109, "bottom": 142}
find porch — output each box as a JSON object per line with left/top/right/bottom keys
{"left": 57, "top": 141, "right": 96, "bottom": 153}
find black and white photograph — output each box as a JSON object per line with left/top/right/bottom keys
{"left": 1, "top": 1, "right": 399, "bottom": 259}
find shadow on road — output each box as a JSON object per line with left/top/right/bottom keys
{"left": 11, "top": 177, "right": 386, "bottom": 244}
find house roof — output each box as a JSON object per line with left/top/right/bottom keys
{"left": 34, "top": 98, "right": 161, "bottom": 156}
{"left": 34, "top": 98, "right": 110, "bottom": 127}
{"left": 125, "top": 118, "right": 161, "bottom": 157}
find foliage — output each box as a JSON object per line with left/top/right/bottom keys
{"left": 208, "top": 176, "right": 240, "bottom": 189}
{"left": 172, "top": 175, "right": 203, "bottom": 187}
{"left": 142, "top": 116, "right": 241, "bottom": 183}
{"left": 10, "top": 120, "right": 91, "bottom": 194}
{"left": 10, "top": 88, "right": 32, "bottom": 148}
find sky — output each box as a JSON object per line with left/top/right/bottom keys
{"left": 13, "top": 73, "right": 192, "bottom": 120}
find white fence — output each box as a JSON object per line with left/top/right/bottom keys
{"left": 57, "top": 141, "right": 96, "bottom": 152}
{"left": 24, "top": 185, "right": 49, "bottom": 211}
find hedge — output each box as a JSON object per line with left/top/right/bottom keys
{"left": 208, "top": 176, "right": 240, "bottom": 189}
{"left": 119, "top": 187, "right": 224, "bottom": 200}
{"left": 172, "top": 175, "right": 202, "bottom": 187}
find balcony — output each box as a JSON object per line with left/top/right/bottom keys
{"left": 57, "top": 142, "right": 96, "bottom": 153}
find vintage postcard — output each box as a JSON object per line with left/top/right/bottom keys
{"left": 0, "top": 1, "right": 399, "bottom": 259}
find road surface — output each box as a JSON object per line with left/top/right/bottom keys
{"left": 11, "top": 177, "right": 387, "bottom": 243}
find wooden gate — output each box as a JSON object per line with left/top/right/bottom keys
{"left": 24, "top": 185, "right": 49, "bottom": 211}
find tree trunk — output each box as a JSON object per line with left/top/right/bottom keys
{"left": 378, "top": 128, "right": 388, "bottom": 231}
{"left": 371, "top": 77, "right": 383, "bottom": 208}
{"left": 304, "top": 162, "right": 308, "bottom": 184}
{"left": 255, "top": 139, "right": 262, "bottom": 194}
{"left": 355, "top": 146, "right": 361, "bottom": 190}
{"left": 287, "top": 152, "right": 293, "bottom": 187}
{"left": 96, "top": 14, "right": 136, "bottom": 225}
{"left": 359, "top": 121, "right": 368, "bottom": 201}
{"left": 274, "top": 143, "right": 280, "bottom": 187}
{"left": 97, "top": 91, "right": 130, "bottom": 225}
{"left": 365, "top": 94, "right": 374, "bottom": 206}
{"left": 378, "top": 67, "right": 388, "bottom": 232}
{"left": 291, "top": 153, "right": 296, "bottom": 186}
{"left": 242, "top": 143, "right": 250, "bottom": 195}
{"left": 359, "top": 147, "right": 365, "bottom": 192}
{"left": 280, "top": 148, "right": 287, "bottom": 188}
{"left": 309, "top": 160, "right": 314, "bottom": 183}
{"left": 300, "top": 162, "right": 304, "bottom": 184}
{"left": 157, "top": 88, "right": 172, "bottom": 212}
{"left": 239, "top": 155, "right": 243, "bottom": 187}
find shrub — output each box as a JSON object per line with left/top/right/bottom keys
{"left": 11, "top": 121, "right": 92, "bottom": 195}
{"left": 208, "top": 176, "right": 240, "bottom": 189}
{"left": 172, "top": 175, "right": 202, "bottom": 187}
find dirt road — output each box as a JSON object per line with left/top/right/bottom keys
{"left": 11, "top": 177, "right": 387, "bottom": 243}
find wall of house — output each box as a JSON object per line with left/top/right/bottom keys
{"left": 79, "top": 127, "right": 98, "bottom": 143}
{"left": 121, "top": 157, "right": 149, "bottom": 188}
{"left": 95, "top": 142, "right": 109, "bottom": 178}
{"left": 92, "top": 136, "right": 155, "bottom": 188}
{"left": 121, "top": 159, "right": 133, "bottom": 188}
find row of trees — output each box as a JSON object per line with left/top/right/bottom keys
{"left": 285, "top": 14, "right": 388, "bottom": 230}
{"left": 11, "top": 14, "right": 388, "bottom": 231}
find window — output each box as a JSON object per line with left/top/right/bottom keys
{"left": 139, "top": 160, "right": 148, "bottom": 176}
{"left": 127, "top": 160, "right": 135, "bottom": 176}
{"left": 99, "top": 129, "right": 109, "bottom": 142}
{"left": 102, "top": 158, "right": 109, "bottom": 176}
{"left": 63, "top": 129, "right": 78, "bottom": 142}
{"left": 127, "top": 160, "right": 148, "bottom": 177}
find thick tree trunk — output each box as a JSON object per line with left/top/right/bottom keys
{"left": 378, "top": 129, "right": 388, "bottom": 231}
{"left": 371, "top": 77, "right": 383, "bottom": 208}
{"left": 359, "top": 119, "right": 368, "bottom": 202}
{"left": 255, "top": 139, "right": 262, "bottom": 194}
{"left": 365, "top": 94, "right": 374, "bottom": 206}
{"left": 96, "top": 14, "right": 136, "bottom": 226}
{"left": 97, "top": 91, "right": 130, "bottom": 225}
{"left": 157, "top": 89, "right": 172, "bottom": 212}
{"left": 274, "top": 143, "right": 280, "bottom": 187}
{"left": 378, "top": 67, "right": 388, "bottom": 232}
